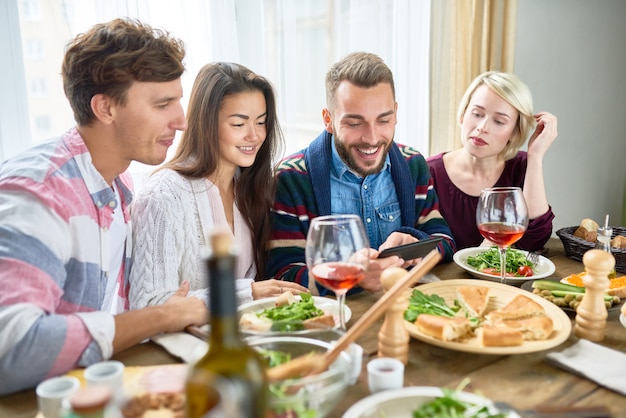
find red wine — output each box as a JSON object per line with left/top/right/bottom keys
{"left": 311, "top": 262, "right": 365, "bottom": 292}
{"left": 478, "top": 222, "right": 525, "bottom": 247}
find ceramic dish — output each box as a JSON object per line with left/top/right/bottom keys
{"left": 238, "top": 295, "right": 352, "bottom": 334}
{"left": 453, "top": 247, "right": 556, "bottom": 284}
{"left": 620, "top": 314, "right": 626, "bottom": 329}
{"left": 404, "top": 279, "right": 572, "bottom": 355}
{"left": 342, "top": 386, "right": 520, "bottom": 418}
{"left": 520, "top": 278, "right": 624, "bottom": 314}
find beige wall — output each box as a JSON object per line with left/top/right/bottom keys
{"left": 514, "top": 0, "right": 626, "bottom": 231}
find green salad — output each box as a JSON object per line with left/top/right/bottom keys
{"left": 412, "top": 379, "right": 507, "bottom": 418}
{"left": 260, "top": 349, "right": 317, "bottom": 418}
{"left": 258, "top": 293, "right": 325, "bottom": 331}
{"left": 465, "top": 246, "right": 535, "bottom": 277}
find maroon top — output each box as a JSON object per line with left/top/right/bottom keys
{"left": 427, "top": 151, "right": 555, "bottom": 252}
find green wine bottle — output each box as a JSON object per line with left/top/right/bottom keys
{"left": 186, "top": 231, "right": 268, "bottom": 418}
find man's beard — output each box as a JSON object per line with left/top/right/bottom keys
{"left": 334, "top": 135, "right": 391, "bottom": 177}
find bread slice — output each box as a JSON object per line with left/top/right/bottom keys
{"left": 486, "top": 294, "right": 545, "bottom": 323}
{"left": 501, "top": 316, "right": 554, "bottom": 341}
{"left": 480, "top": 325, "right": 524, "bottom": 347}
{"left": 611, "top": 234, "right": 626, "bottom": 249}
{"left": 275, "top": 291, "right": 297, "bottom": 307}
{"left": 239, "top": 312, "right": 272, "bottom": 331}
{"left": 456, "top": 286, "right": 490, "bottom": 317}
{"left": 416, "top": 314, "right": 471, "bottom": 342}
{"left": 303, "top": 313, "right": 336, "bottom": 329}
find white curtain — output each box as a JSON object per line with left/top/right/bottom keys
{"left": 4, "top": 0, "right": 431, "bottom": 174}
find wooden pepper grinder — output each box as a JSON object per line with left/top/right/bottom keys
{"left": 574, "top": 249, "right": 615, "bottom": 341}
{"left": 378, "top": 267, "right": 410, "bottom": 364}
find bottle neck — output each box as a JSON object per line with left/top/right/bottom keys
{"left": 207, "top": 254, "right": 241, "bottom": 344}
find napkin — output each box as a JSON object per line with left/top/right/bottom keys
{"left": 151, "top": 332, "right": 208, "bottom": 364}
{"left": 545, "top": 339, "right": 626, "bottom": 396}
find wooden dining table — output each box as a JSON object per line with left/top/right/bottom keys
{"left": 1, "top": 238, "right": 625, "bottom": 418}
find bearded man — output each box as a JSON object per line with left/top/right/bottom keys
{"left": 266, "top": 52, "right": 455, "bottom": 296}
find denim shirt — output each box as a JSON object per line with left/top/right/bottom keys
{"left": 330, "top": 143, "right": 401, "bottom": 249}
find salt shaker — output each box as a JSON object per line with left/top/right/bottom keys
{"left": 377, "top": 267, "right": 410, "bottom": 364}
{"left": 574, "top": 249, "right": 614, "bottom": 341}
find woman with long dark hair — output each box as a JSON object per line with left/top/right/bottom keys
{"left": 130, "top": 62, "right": 307, "bottom": 309}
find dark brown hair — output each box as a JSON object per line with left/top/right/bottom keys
{"left": 325, "top": 51, "right": 395, "bottom": 111}
{"left": 165, "top": 62, "right": 284, "bottom": 279}
{"left": 62, "top": 18, "right": 186, "bottom": 126}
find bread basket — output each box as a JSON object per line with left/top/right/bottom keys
{"left": 556, "top": 226, "right": 626, "bottom": 273}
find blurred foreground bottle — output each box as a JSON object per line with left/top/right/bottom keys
{"left": 186, "top": 230, "right": 268, "bottom": 418}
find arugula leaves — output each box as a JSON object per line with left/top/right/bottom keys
{"left": 412, "top": 379, "right": 507, "bottom": 418}
{"left": 258, "top": 292, "right": 324, "bottom": 323}
{"left": 466, "top": 246, "right": 533, "bottom": 275}
{"left": 404, "top": 289, "right": 460, "bottom": 323}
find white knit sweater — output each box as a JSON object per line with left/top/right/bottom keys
{"left": 129, "top": 169, "right": 254, "bottom": 309}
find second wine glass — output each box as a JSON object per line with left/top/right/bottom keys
{"left": 476, "top": 187, "right": 529, "bottom": 284}
{"left": 305, "top": 215, "right": 370, "bottom": 331}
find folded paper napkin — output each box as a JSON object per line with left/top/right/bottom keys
{"left": 151, "top": 332, "right": 208, "bottom": 364}
{"left": 546, "top": 339, "right": 626, "bottom": 396}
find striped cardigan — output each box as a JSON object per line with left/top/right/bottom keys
{"left": 266, "top": 130, "right": 455, "bottom": 296}
{"left": 0, "top": 127, "right": 132, "bottom": 395}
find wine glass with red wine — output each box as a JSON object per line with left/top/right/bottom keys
{"left": 476, "top": 187, "right": 529, "bottom": 284}
{"left": 305, "top": 215, "right": 370, "bottom": 331}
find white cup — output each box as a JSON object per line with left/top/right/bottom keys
{"left": 36, "top": 376, "right": 81, "bottom": 418}
{"left": 84, "top": 360, "right": 125, "bottom": 401}
{"left": 367, "top": 357, "right": 404, "bottom": 393}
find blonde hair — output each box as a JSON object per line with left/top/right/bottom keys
{"left": 457, "top": 71, "right": 535, "bottom": 160}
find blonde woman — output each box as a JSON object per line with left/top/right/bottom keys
{"left": 427, "top": 71, "right": 557, "bottom": 251}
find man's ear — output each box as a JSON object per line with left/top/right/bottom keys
{"left": 91, "top": 94, "right": 114, "bottom": 124}
{"left": 322, "top": 108, "right": 333, "bottom": 134}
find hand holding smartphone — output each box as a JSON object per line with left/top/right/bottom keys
{"left": 378, "top": 237, "right": 442, "bottom": 260}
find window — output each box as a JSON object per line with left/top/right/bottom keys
{"left": 25, "top": 38, "right": 44, "bottom": 60}
{"left": 2, "top": 0, "right": 430, "bottom": 180}
{"left": 19, "top": 0, "right": 42, "bottom": 21}
{"left": 29, "top": 78, "right": 47, "bottom": 97}
{"left": 35, "top": 115, "right": 51, "bottom": 133}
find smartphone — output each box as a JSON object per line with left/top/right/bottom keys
{"left": 378, "top": 237, "right": 442, "bottom": 260}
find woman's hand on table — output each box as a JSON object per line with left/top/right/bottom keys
{"left": 252, "top": 279, "right": 309, "bottom": 299}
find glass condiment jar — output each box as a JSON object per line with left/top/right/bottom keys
{"left": 596, "top": 226, "right": 616, "bottom": 279}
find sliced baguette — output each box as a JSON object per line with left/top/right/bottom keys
{"left": 480, "top": 325, "right": 524, "bottom": 347}
{"left": 239, "top": 312, "right": 272, "bottom": 331}
{"left": 500, "top": 316, "right": 554, "bottom": 341}
{"left": 486, "top": 294, "right": 545, "bottom": 323}
{"left": 275, "top": 291, "right": 297, "bottom": 307}
{"left": 456, "top": 286, "right": 490, "bottom": 317}
{"left": 416, "top": 314, "right": 471, "bottom": 342}
{"left": 303, "top": 313, "right": 336, "bottom": 329}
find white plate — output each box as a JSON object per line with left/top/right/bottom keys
{"left": 342, "top": 386, "right": 520, "bottom": 418}
{"left": 620, "top": 313, "right": 626, "bottom": 329}
{"left": 238, "top": 295, "right": 352, "bottom": 332}
{"left": 453, "top": 247, "right": 556, "bottom": 284}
